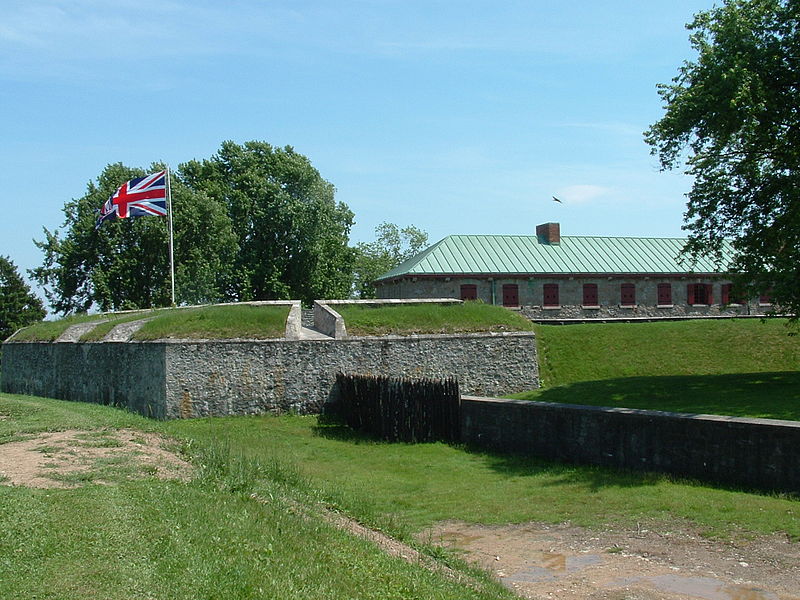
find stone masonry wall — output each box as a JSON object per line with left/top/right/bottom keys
{"left": 164, "top": 332, "right": 537, "bottom": 418}
{"left": 1, "top": 332, "right": 538, "bottom": 419}
{"left": 376, "top": 276, "right": 773, "bottom": 319}
{"left": 1, "top": 342, "right": 167, "bottom": 418}
{"left": 461, "top": 396, "right": 800, "bottom": 493}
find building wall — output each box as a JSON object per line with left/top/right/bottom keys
{"left": 1, "top": 332, "right": 538, "bottom": 419}
{"left": 375, "top": 276, "right": 772, "bottom": 318}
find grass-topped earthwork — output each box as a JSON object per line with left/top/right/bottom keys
{"left": 132, "top": 304, "right": 290, "bottom": 340}
{"left": 10, "top": 312, "right": 112, "bottom": 342}
{"left": 10, "top": 304, "right": 291, "bottom": 342}
{"left": 508, "top": 318, "right": 800, "bottom": 421}
{"left": 335, "top": 301, "right": 535, "bottom": 336}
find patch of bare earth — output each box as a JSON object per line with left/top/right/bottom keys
{"left": 422, "top": 520, "right": 800, "bottom": 600}
{"left": 0, "top": 429, "right": 193, "bottom": 488}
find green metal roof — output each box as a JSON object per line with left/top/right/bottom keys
{"left": 376, "top": 235, "right": 735, "bottom": 280}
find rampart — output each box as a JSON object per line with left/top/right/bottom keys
{"left": 1, "top": 332, "right": 539, "bottom": 419}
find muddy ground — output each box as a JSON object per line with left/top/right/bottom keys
{"left": 424, "top": 520, "right": 800, "bottom": 600}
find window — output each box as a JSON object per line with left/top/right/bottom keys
{"left": 687, "top": 283, "right": 713, "bottom": 305}
{"left": 502, "top": 284, "right": 519, "bottom": 307}
{"left": 460, "top": 284, "right": 478, "bottom": 301}
{"left": 759, "top": 293, "right": 772, "bottom": 305}
{"left": 543, "top": 283, "right": 559, "bottom": 307}
{"left": 657, "top": 283, "right": 672, "bottom": 306}
{"left": 620, "top": 283, "right": 635, "bottom": 306}
{"left": 582, "top": 283, "right": 598, "bottom": 306}
{"left": 720, "top": 283, "right": 743, "bottom": 305}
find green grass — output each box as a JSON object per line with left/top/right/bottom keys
{"left": 10, "top": 312, "right": 108, "bottom": 342}
{"left": 0, "top": 393, "right": 511, "bottom": 600}
{"left": 10, "top": 304, "right": 291, "bottom": 342}
{"left": 132, "top": 304, "right": 290, "bottom": 340}
{"left": 507, "top": 319, "right": 800, "bottom": 420}
{"left": 79, "top": 311, "right": 152, "bottom": 341}
{"left": 1, "top": 393, "right": 798, "bottom": 599}
{"left": 168, "top": 413, "right": 800, "bottom": 540}
{"left": 335, "top": 301, "right": 535, "bottom": 336}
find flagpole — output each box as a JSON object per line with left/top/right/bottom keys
{"left": 166, "top": 167, "right": 176, "bottom": 306}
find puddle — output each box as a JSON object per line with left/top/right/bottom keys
{"left": 505, "top": 553, "right": 602, "bottom": 584}
{"left": 435, "top": 531, "right": 483, "bottom": 546}
{"left": 608, "top": 575, "right": 779, "bottom": 600}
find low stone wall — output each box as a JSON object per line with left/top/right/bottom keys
{"left": 520, "top": 302, "right": 768, "bottom": 321}
{"left": 461, "top": 396, "right": 800, "bottom": 493}
{"left": 1, "top": 332, "right": 538, "bottom": 419}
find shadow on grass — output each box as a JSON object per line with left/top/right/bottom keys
{"left": 512, "top": 371, "right": 800, "bottom": 421}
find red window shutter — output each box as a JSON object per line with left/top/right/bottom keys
{"left": 582, "top": 283, "right": 597, "bottom": 305}
{"left": 621, "top": 283, "right": 635, "bottom": 306}
{"left": 721, "top": 283, "right": 730, "bottom": 305}
{"left": 705, "top": 284, "right": 713, "bottom": 305}
{"left": 687, "top": 284, "right": 695, "bottom": 305}
{"left": 658, "top": 283, "right": 671, "bottom": 305}
{"left": 543, "top": 284, "right": 559, "bottom": 307}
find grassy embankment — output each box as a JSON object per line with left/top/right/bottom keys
{"left": 9, "top": 304, "right": 290, "bottom": 342}
{"left": 0, "top": 394, "right": 512, "bottom": 600}
{"left": 334, "top": 302, "right": 534, "bottom": 336}
{"left": 2, "top": 314, "right": 799, "bottom": 598}
{"left": 509, "top": 318, "right": 800, "bottom": 421}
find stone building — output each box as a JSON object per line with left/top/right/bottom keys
{"left": 373, "top": 222, "right": 773, "bottom": 319}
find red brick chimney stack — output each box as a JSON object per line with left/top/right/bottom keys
{"left": 536, "top": 222, "right": 560, "bottom": 245}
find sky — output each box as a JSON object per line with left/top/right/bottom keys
{"left": 1, "top": 0, "right": 718, "bottom": 301}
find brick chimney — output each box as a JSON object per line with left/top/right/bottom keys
{"left": 536, "top": 222, "right": 560, "bottom": 245}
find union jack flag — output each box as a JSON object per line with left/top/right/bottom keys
{"left": 96, "top": 170, "right": 168, "bottom": 229}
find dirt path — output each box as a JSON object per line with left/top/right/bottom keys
{"left": 423, "top": 520, "right": 800, "bottom": 600}
{"left": 0, "top": 429, "right": 192, "bottom": 488}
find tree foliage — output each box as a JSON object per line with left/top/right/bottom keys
{"left": 645, "top": 0, "right": 800, "bottom": 318}
{"left": 181, "top": 141, "right": 355, "bottom": 305}
{"left": 33, "top": 163, "right": 237, "bottom": 314}
{"left": 352, "top": 222, "right": 429, "bottom": 298}
{"left": 34, "top": 141, "right": 356, "bottom": 314}
{"left": 0, "top": 256, "right": 46, "bottom": 340}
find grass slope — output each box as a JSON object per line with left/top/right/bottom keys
{"left": 508, "top": 319, "right": 800, "bottom": 420}
{"left": 10, "top": 304, "right": 290, "bottom": 342}
{"left": 336, "top": 302, "right": 535, "bottom": 336}
{"left": 0, "top": 393, "right": 511, "bottom": 600}
{"left": 132, "top": 304, "right": 289, "bottom": 340}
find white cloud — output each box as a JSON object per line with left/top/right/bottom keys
{"left": 554, "top": 184, "right": 613, "bottom": 204}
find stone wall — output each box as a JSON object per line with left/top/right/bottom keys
{"left": 1, "top": 342, "right": 167, "bottom": 417}
{"left": 461, "top": 396, "right": 800, "bottom": 493}
{"left": 376, "top": 276, "right": 773, "bottom": 319}
{"left": 1, "top": 332, "right": 538, "bottom": 419}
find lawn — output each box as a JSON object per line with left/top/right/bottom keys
{"left": 507, "top": 318, "right": 800, "bottom": 420}
{"left": 335, "top": 301, "right": 535, "bottom": 336}
{"left": 0, "top": 393, "right": 511, "bottom": 600}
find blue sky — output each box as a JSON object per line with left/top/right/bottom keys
{"left": 1, "top": 1, "right": 717, "bottom": 297}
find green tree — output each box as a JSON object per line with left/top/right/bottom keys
{"left": 33, "top": 163, "right": 238, "bottom": 314}
{"left": 645, "top": 0, "right": 800, "bottom": 318}
{"left": 352, "top": 222, "right": 429, "bottom": 298}
{"left": 181, "top": 140, "right": 355, "bottom": 304}
{"left": 0, "top": 256, "right": 46, "bottom": 340}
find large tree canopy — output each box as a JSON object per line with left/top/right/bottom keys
{"left": 0, "top": 256, "right": 46, "bottom": 340}
{"left": 35, "top": 141, "right": 356, "bottom": 314}
{"left": 34, "top": 162, "right": 238, "bottom": 314}
{"left": 181, "top": 141, "right": 355, "bottom": 305}
{"left": 352, "top": 222, "right": 428, "bottom": 298}
{"left": 645, "top": 0, "right": 800, "bottom": 318}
